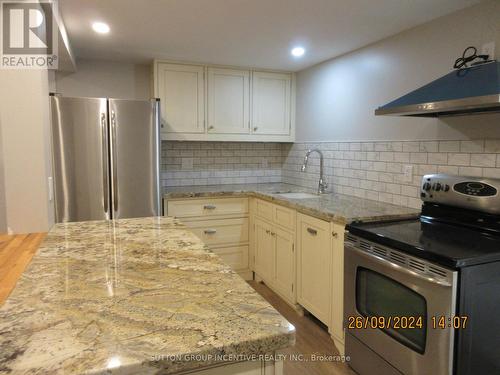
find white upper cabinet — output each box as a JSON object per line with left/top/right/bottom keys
{"left": 251, "top": 72, "right": 291, "bottom": 135}
{"left": 207, "top": 68, "right": 250, "bottom": 134}
{"left": 153, "top": 60, "right": 295, "bottom": 141}
{"left": 155, "top": 63, "right": 205, "bottom": 134}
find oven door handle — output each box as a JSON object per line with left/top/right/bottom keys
{"left": 347, "top": 245, "right": 453, "bottom": 287}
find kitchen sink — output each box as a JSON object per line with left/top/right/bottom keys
{"left": 276, "top": 192, "right": 320, "bottom": 199}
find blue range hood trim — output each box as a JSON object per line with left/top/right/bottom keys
{"left": 376, "top": 61, "right": 500, "bottom": 117}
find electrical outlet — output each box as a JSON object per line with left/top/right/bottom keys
{"left": 403, "top": 165, "right": 413, "bottom": 182}
{"left": 482, "top": 42, "right": 495, "bottom": 60}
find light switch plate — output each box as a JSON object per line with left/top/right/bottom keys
{"left": 403, "top": 165, "right": 413, "bottom": 182}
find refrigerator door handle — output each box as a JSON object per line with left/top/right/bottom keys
{"left": 101, "top": 112, "right": 109, "bottom": 215}
{"left": 111, "top": 110, "right": 119, "bottom": 212}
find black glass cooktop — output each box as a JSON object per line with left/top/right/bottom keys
{"left": 346, "top": 218, "right": 500, "bottom": 269}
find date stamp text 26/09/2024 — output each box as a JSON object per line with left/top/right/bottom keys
{"left": 347, "top": 316, "right": 469, "bottom": 330}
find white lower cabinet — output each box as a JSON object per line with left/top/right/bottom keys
{"left": 165, "top": 197, "right": 251, "bottom": 280}
{"left": 252, "top": 200, "right": 296, "bottom": 306}
{"left": 296, "top": 213, "right": 332, "bottom": 326}
{"left": 211, "top": 245, "right": 249, "bottom": 273}
{"left": 274, "top": 227, "right": 295, "bottom": 303}
{"left": 254, "top": 217, "right": 275, "bottom": 283}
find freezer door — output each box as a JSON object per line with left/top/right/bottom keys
{"left": 50, "top": 96, "right": 111, "bottom": 222}
{"left": 108, "top": 99, "right": 161, "bottom": 219}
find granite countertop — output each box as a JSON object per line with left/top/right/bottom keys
{"left": 0, "top": 217, "right": 295, "bottom": 374}
{"left": 164, "top": 183, "right": 419, "bottom": 224}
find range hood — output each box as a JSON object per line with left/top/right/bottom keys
{"left": 375, "top": 61, "right": 500, "bottom": 117}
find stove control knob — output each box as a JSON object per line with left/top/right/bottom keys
{"left": 435, "top": 183, "right": 442, "bottom": 191}
{"left": 423, "top": 182, "right": 431, "bottom": 191}
{"left": 444, "top": 184, "right": 450, "bottom": 192}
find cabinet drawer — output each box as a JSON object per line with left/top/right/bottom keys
{"left": 254, "top": 199, "right": 273, "bottom": 221}
{"left": 212, "top": 245, "right": 249, "bottom": 271}
{"left": 167, "top": 198, "right": 248, "bottom": 218}
{"left": 274, "top": 204, "right": 296, "bottom": 231}
{"left": 187, "top": 218, "right": 249, "bottom": 246}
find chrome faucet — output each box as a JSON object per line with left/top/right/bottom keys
{"left": 301, "top": 149, "right": 328, "bottom": 194}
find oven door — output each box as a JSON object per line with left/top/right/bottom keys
{"left": 344, "top": 235, "right": 457, "bottom": 375}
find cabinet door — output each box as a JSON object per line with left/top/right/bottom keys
{"left": 251, "top": 72, "right": 291, "bottom": 135}
{"left": 254, "top": 217, "right": 275, "bottom": 284}
{"left": 297, "top": 213, "right": 331, "bottom": 325}
{"left": 274, "top": 227, "right": 295, "bottom": 303}
{"left": 207, "top": 68, "right": 250, "bottom": 134}
{"left": 156, "top": 63, "right": 205, "bottom": 134}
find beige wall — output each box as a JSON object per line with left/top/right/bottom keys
{"left": 55, "top": 59, "right": 151, "bottom": 99}
{"left": 296, "top": 0, "right": 500, "bottom": 142}
{"left": 0, "top": 125, "right": 6, "bottom": 233}
{"left": 0, "top": 69, "right": 54, "bottom": 233}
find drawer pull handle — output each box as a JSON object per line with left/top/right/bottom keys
{"left": 307, "top": 227, "right": 317, "bottom": 235}
{"left": 203, "top": 205, "right": 216, "bottom": 210}
{"left": 204, "top": 229, "right": 217, "bottom": 235}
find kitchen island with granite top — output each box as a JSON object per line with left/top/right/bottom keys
{"left": 0, "top": 217, "right": 295, "bottom": 375}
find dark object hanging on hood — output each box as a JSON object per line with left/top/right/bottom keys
{"left": 375, "top": 48, "right": 500, "bottom": 117}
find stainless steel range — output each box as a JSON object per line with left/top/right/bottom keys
{"left": 344, "top": 174, "right": 500, "bottom": 375}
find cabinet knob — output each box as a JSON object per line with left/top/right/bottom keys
{"left": 332, "top": 231, "right": 338, "bottom": 238}
{"left": 208, "top": 126, "right": 214, "bottom": 130}
{"left": 253, "top": 126, "right": 258, "bottom": 132}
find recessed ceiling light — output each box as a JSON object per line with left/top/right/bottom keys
{"left": 92, "top": 22, "right": 110, "bottom": 34}
{"left": 291, "top": 47, "right": 305, "bottom": 57}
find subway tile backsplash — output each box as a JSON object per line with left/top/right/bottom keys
{"left": 162, "top": 139, "right": 500, "bottom": 210}
{"left": 282, "top": 140, "right": 500, "bottom": 209}
{"left": 161, "top": 141, "right": 283, "bottom": 187}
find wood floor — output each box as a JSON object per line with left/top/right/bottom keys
{"left": 247, "top": 281, "right": 356, "bottom": 375}
{"left": 0, "top": 233, "right": 46, "bottom": 304}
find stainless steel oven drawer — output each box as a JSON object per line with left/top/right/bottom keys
{"left": 344, "top": 233, "right": 458, "bottom": 375}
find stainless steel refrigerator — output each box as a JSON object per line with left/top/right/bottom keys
{"left": 49, "top": 95, "right": 161, "bottom": 223}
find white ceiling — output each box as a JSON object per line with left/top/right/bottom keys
{"left": 60, "top": 0, "right": 482, "bottom": 71}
